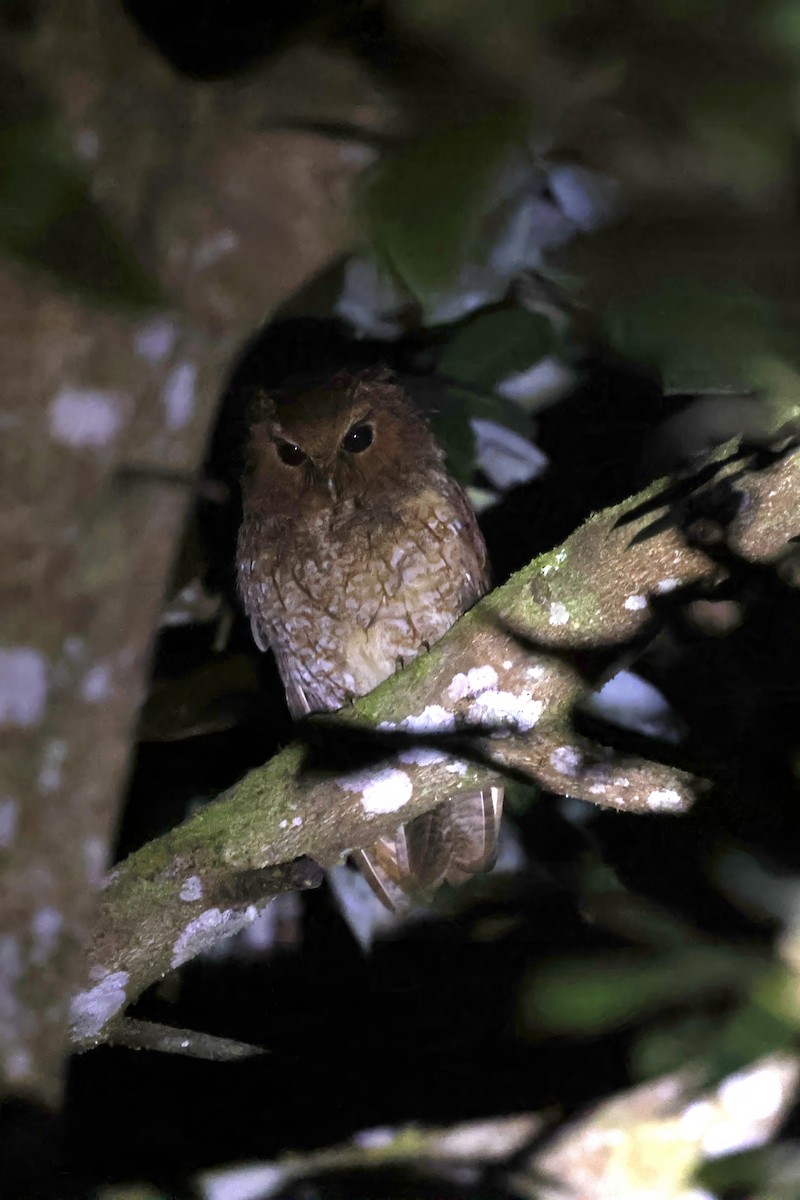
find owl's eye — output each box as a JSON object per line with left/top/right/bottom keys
{"left": 276, "top": 440, "right": 307, "bottom": 467}
{"left": 342, "top": 422, "right": 374, "bottom": 453}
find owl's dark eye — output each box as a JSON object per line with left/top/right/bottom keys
{"left": 276, "top": 440, "right": 307, "bottom": 467}
{"left": 342, "top": 423, "right": 374, "bottom": 453}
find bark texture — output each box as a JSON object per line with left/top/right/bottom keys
{"left": 0, "top": 0, "right": 384, "bottom": 1103}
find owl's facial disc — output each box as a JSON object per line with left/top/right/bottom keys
{"left": 270, "top": 409, "right": 377, "bottom": 501}
{"left": 243, "top": 370, "right": 445, "bottom": 521}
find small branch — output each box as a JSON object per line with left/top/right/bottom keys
{"left": 106, "top": 1018, "right": 268, "bottom": 1061}
{"left": 72, "top": 437, "right": 800, "bottom": 1049}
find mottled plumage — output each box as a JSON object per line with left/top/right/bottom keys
{"left": 237, "top": 367, "right": 503, "bottom": 909}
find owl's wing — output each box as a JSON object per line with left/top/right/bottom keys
{"left": 354, "top": 786, "right": 504, "bottom": 912}
{"left": 444, "top": 785, "right": 504, "bottom": 884}
{"left": 272, "top": 648, "right": 313, "bottom": 719}
{"left": 249, "top": 614, "right": 314, "bottom": 719}
{"left": 350, "top": 831, "right": 412, "bottom": 913}
{"left": 249, "top": 614, "right": 269, "bottom": 653}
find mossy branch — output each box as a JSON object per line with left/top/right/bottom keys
{"left": 72, "top": 435, "right": 800, "bottom": 1050}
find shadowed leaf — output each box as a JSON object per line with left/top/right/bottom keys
{"left": 362, "top": 106, "right": 530, "bottom": 304}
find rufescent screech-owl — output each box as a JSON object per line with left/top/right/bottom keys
{"left": 237, "top": 367, "right": 503, "bottom": 910}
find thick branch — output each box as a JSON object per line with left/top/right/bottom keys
{"left": 1, "top": 0, "right": 383, "bottom": 1102}
{"left": 72, "top": 437, "right": 800, "bottom": 1048}
{"left": 107, "top": 1018, "right": 269, "bottom": 1062}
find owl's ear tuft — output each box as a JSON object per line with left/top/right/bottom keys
{"left": 349, "top": 365, "right": 394, "bottom": 395}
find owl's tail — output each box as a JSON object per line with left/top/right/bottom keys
{"left": 350, "top": 786, "right": 504, "bottom": 912}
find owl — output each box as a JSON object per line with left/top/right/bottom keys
{"left": 237, "top": 367, "right": 503, "bottom": 910}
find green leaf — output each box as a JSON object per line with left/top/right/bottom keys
{"left": 695, "top": 1147, "right": 776, "bottom": 1195}
{"left": 605, "top": 280, "right": 784, "bottom": 394}
{"left": 362, "top": 106, "right": 529, "bottom": 305}
{"left": 429, "top": 410, "right": 477, "bottom": 484}
{"left": 697, "top": 1143, "right": 800, "bottom": 1200}
{"left": 519, "top": 947, "right": 759, "bottom": 1037}
{"left": 426, "top": 305, "right": 557, "bottom": 452}
{"left": 438, "top": 306, "right": 555, "bottom": 391}
{"left": 632, "top": 1014, "right": 722, "bottom": 1080}
{"left": 701, "top": 993, "right": 797, "bottom": 1088}
{"left": 559, "top": 214, "right": 800, "bottom": 398}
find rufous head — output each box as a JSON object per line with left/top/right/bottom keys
{"left": 241, "top": 368, "right": 444, "bottom": 518}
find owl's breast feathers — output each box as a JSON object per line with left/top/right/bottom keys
{"left": 239, "top": 479, "right": 488, "bottom": 717}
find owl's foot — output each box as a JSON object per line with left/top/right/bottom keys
{"left": 352, "top": 786, "right": 504, "bottom": 912}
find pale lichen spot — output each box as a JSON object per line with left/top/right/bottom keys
{"left": 171, "top": 907, "right": 260, "bottom": 969}
{"left": 83, "top": 837, "right": 107, "bottom": 888}
{"left": 63, "top": 636, "right": 85, "bottom": 661}
{"left": 201, "top": 1165, "right": 287, "bottom": 1200}
{"left": 162, "top": 361, "right": 197, "bottom": 431}
{"left": 0, "top": 647, "right": 47, "bottom": 727}
{"left": 193, "top": 229, "right": 239, "bottom": 269}
{"left": 382, "top": 705, "right": 456, "bottom": 734}
{"left": 0, "top": 797, "right": 18, "bottom": 848}
{"left": 398, "top": 747, "right": 447, "bottom": 767}
{"left": 70, "top": 970, "right": 130, "bottom": 1040}
{"left": 30, "top": 907, "right": 63, "bottom": 965}
{"left": 75, "top": 129, "right": 99, "bottom": 161}
{"left": 180, "top": 875, "right": 203, "bottom": 902}
{"left": 467, "top": 690, "right": 544, "bottom": 733}
{"left": 448, "top": 665, "right": 499, "bottom": 702}
{"left": 445, "top": 759, "right": 469, "bottom": 775}
{"left": 549, "top": 745, "right": 583, "bottom": 777}
{"left": 699, "top": 1055, "right": 799, "bottom": 1158}
{"left": 680, "top": 1100, "right": 716, "bottom": 1142}
{"left": 717, "top": 1057, "right": 793, "bottom": 1132}
{"left": 624, "top": 594, "right": 648, "bottom": 611}
{"left": 38, "top": 739, "right": 67, "bottom": 794}
{"left": 647, "top": 788, "right": 685, "bottom": 812}
{"left": 542, "top": 549, "right": 568, "bottom": 577}
{"left": 338, "top": 766, "right": 413, "bottom": 814}
{"left": 5, "top": 1048, "right": 33, "bottom": 1081}
{"left": 134, "top": 317, "right": 177, "bottom": 364}
{"left": 291, "top": 816, "right": 303, "bottom": 827}
{"left": 81, "top": 662, "right": 112, "bottom": 704}
{"left": 656, "top": 578, "right": 680, "bottom": 594}
{"left": 548, "top": 602, "right": 569, "bottom": 626}
{"left": 49, "top": 387, "right": 123, "bottom": 447}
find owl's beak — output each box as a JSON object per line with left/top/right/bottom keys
{"left": 309, "top": 462, "right": 338, "bottom": 502}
